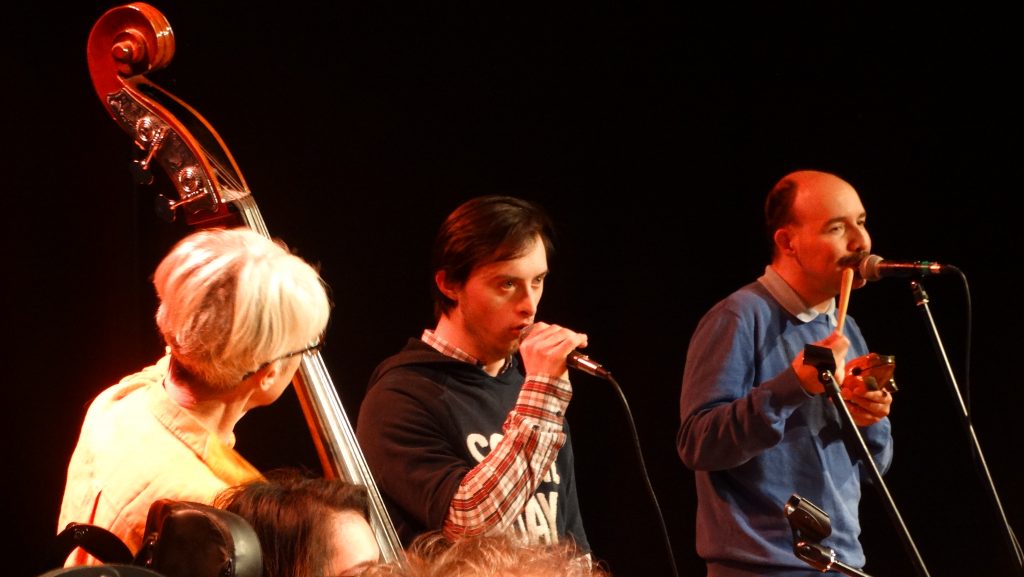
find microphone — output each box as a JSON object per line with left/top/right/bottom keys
{"left": 858, "top": 254, "right": 952, "bottom": 281}
{"left": 567, "top": 350, "right": 611, "bottom": 379}
{"left": 520, "top": 323, "right": 612, "bottom": 379}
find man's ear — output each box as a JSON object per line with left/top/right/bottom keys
{"left": 774, "top": 227, "right": 794, "bottom": 255}
{"left": 435, "top": 270, "right": 459, "bottom": 301}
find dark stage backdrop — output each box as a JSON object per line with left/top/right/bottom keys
{"left": 7, "top": 3, "right": 1021, "bottom": 577}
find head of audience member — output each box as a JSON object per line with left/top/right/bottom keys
{"left": 763, "top": 169, "right": 872, "bottom": 305}
{"left": 154, "top": 226, "right": 330, "bottom": 399}
{"left": 361, "top": 531, "right": 609, "bottom": 577}
{"left": 215, "top": 468, "right": 380, "bottom": 577}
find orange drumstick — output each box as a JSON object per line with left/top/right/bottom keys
{"left": 836, "top": 267, "right": 854, "bottom": 335}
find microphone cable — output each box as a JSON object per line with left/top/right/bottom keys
{"left": 913, "top": 268, "right": 1024, "bottom": 573}
{"left": 585, "top": 367, "right": 681, "bottom": 577}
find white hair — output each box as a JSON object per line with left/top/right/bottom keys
{"left": 153, "top": 227, "right": 330, "bottom": 390}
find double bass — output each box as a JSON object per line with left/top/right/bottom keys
{"left": 86, "top": 2, "right": 406, "bottom": 565}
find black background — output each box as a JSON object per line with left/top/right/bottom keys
{"left": 7, "top": 3, "right": 1022, "bottom": 577}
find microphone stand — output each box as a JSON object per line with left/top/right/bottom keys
{"left": 786, "top": 494, "right": 873, "bottom": 577}
{"left": 910, "top": 281, "right": 1024, "bottom": 575}
{"left": 794, "top": 540, "right": 873, "bottom": 577}
{"left": 803, "top": 345, "right": 931, "bottom": 577}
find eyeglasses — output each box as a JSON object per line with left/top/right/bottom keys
{"left": 241, "top": 336, "right": 324, "bottom": 381}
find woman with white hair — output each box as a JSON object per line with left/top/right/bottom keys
{"left": 58, "top": 227, "right": 331, "bottom": 566}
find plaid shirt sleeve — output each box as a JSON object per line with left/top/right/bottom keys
{"left": 442, "top": 373, "right": 572, "bottom": 539}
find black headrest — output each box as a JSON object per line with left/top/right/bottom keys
{"left": 135, "top": 500, "right": 262, "bottom": 577}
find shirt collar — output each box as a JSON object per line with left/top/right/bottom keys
{"left": 421, "top": 329, "right": 514, "bottom": 374}
{"left": 757, "top": 265, "right": 836, "bottom": 325}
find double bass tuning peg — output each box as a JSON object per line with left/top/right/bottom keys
{"left": 131, "top": 155, "right": 154, "bottom": 186}
{"left": 130, "top": 116, "right": 163, "bottom": 185}
{"left": 154, "top": 194, "right": 175, "bottom": 222}
{"left": 154, "top": 186, "right": 214, "bottom": 223}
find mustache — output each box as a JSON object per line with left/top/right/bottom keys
{"left": 839, "top": 251, "right": 870, "bottom": 269}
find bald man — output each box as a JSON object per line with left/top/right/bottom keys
{"left": 677, "top": 170, "right": 894, "bottom": 576}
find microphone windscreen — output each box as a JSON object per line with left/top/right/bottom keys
{"left": 858, "top": 254, "right": 884, "bottom": 281}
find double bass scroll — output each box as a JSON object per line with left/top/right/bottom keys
{"left": 86, "top": 3, "right": 406, "bottom": 566}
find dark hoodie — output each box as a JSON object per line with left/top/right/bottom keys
{"left": 356, "top": 338, "right": 589, "bottom": 551}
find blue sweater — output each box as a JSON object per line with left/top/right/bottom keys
{"left": 677, "top": 269, "right": 893, "bottom": 576}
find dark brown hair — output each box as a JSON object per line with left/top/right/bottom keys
{"left": 214, "top": 469, "right": 370, "bottom": 577}
{"left": 430, "top": 195, "right": 556, "bottom": 319}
